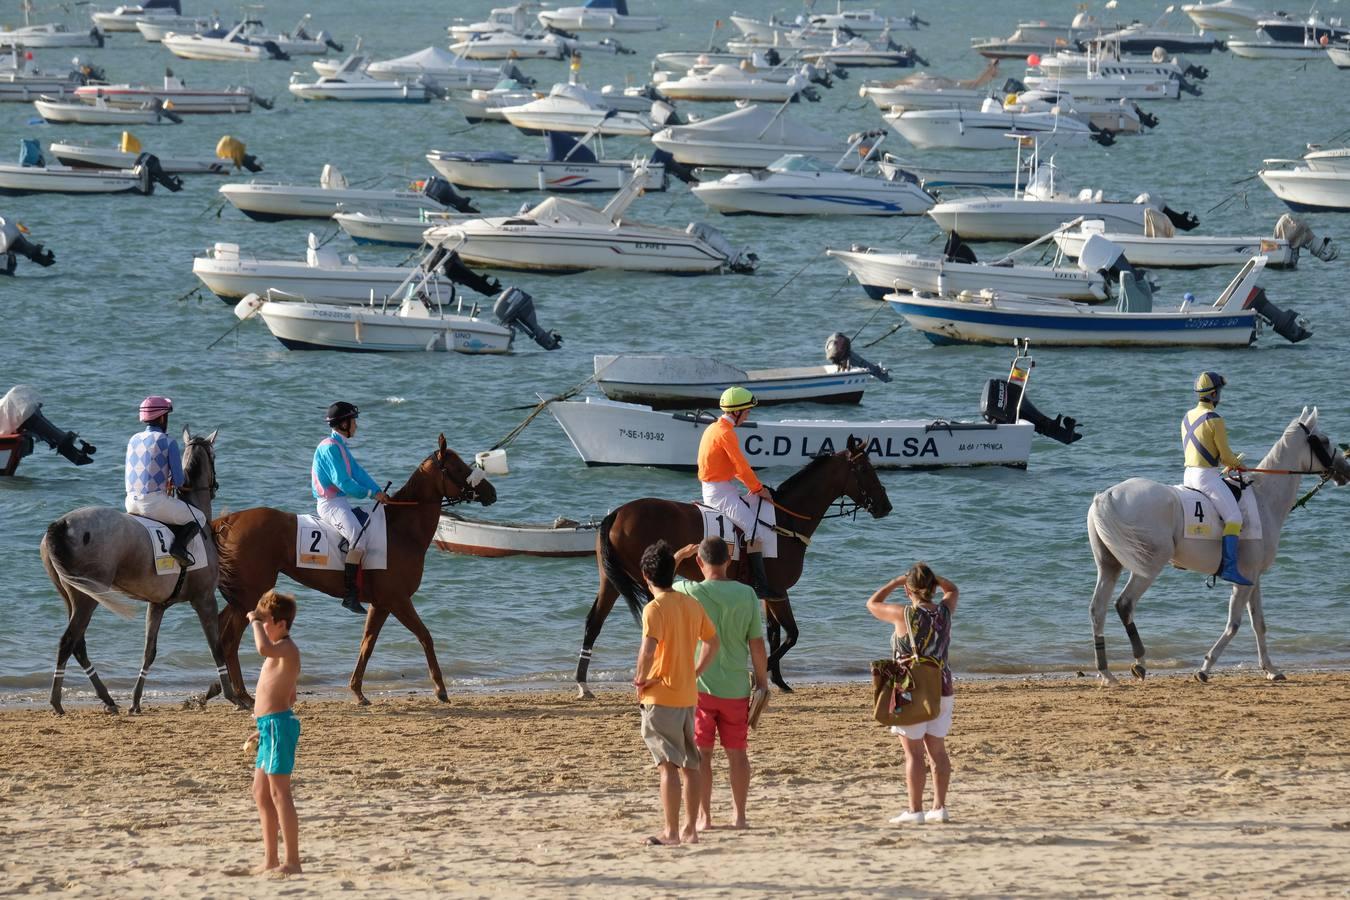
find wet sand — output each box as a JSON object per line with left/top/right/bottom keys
{"left": 3, "top": 673, "right": 1349, "bottom": 897}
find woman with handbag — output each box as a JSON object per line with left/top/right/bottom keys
{"left": 866, "top": 562, "right": 959, "bottom": 825}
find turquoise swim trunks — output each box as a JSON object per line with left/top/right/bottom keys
{"left": 255, "top": 710, "right": 301, "bottom": 775}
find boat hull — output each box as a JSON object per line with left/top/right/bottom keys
{"left": 927, "top": 201, "right": 1149, "bottom": 241}
{"left": 218, "top": 184, "right": 448, "bottom": 221}
{"left": 442, "top": 223, "right": 736, "bottom": 274}
{"left": 289, "top": 84, "right": 430, "bottom": 103}
{"left": 161, "top": 37, "right": 264, "bottom": 61}
{"left": 1259, "top": 171, "right": 1350, "bottom": 212}
{"left": 433, "top": 513, "right": 599, "bottom": 557}
{"left": 827, "top": 248, "right": 1105, "bottom": 300}
{"left": 1054, "top": 231, "right": 1295, "bottom": 268}
{"left": 885, "top": 110, "right": 1093, "bottom": 151}
{"left": 50, "top": 143, "right": 230, "bottom": 174}
{"left": 33, "top": 98, "right": 170, "bottom": 125}
{"left": 0, "top": 164, "right": 145, "bottom": 195}
{"left": 595, "top": 356, "right": 871, "bottom": 407}
{"left": 536, "top": 10, "right": 665, "bottom": 32}
{"left": 548, "top": 398, "right": 1033, "bottom": 469}
{"left": 1228, "top": 41, "right": 1330, "bottom": 60}
{"left": 256, "top": 303, "right": 512, "bottom": 354}
{"left": 74, "top": 85, "right": 253, "bottom": 113}
{"left": 193, "top": 258, "right": 449, "bottom": 302}
{"left": 333, "top": 212, "right": 472, "bottom": 247}
{"left": 692, "top": 177, "right": 933, "bottom": 216}
{"left": 426, "top": 154, "right": 666, "bottom": 192}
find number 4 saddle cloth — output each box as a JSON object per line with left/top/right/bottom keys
{"left": 131, "top": 516, "right": 208, "bottom": 576}
{"left": 295, "top": 505, "right": 390, "bottom": 571}
{"left": 1175, "top": 484, "right": 1263, "bottom": 542}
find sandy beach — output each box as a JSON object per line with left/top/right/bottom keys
{"left": 3, "top": 674, "right": 1349, "bottom": 898}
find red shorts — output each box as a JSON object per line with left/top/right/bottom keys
{"left": 695, "top": 692, "right": 749, "bottom": 751}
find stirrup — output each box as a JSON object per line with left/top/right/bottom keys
{"left": 168, "top": 522, "right": 199, "bottom": 567}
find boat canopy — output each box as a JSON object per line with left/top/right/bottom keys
{"left": 546, "top": 132, "right": 598, "bottom": 163}
{"left": 661, "top": 104, "right": 837, "bottom": 146}
{"left": 144, "top": 0, "right": 183, "bottom": 11}
{"left": 523, "top": 195, "right": 620, "bottom": 226}
{"left": 371, "top": 46, "right": 471, "bottom": 73}
{"left": 583, "top": 0, "right": 630, "bottom": 14}
{"left": 19, "top": 139, "right": 43, "bottom": 168}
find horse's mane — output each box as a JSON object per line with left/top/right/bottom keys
{"left": 775, "top": 453, "right": 837, "bottom": 497}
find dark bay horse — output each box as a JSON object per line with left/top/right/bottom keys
{"left": 209, "top": 436, "right": 496, "bottom": 705}
{"left": 575, "top": 438, "right": 892, "bottom": 698}
{"left": 40, "top": 429, "right": 237, "bottom": 715}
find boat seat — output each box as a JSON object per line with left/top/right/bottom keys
{"left": 1116, "top": 270, "right": 1153, "bottom": 313}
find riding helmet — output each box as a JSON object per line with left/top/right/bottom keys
{"left": 719, "top": 386, "right": 757, "bottom": 412}
{"left": 326, "top": 401, "right": 360, "bottom": 426}
{"left": 138, "top": 396, "right": 173, "bottom": 422}
{"left": 1194, "top": 371, "right": 1226, "bottom": 403}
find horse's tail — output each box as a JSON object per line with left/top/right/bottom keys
{"left": 212, "top": 515, "right": 241, "bottom": 608}
{"left": 1088, "top": 488, "right": 1157, "bottom": 576}
{"left": 599, "top": 509, "right": 649, "bottom": 625}
{"left": 42, "top": 518, "right": 141, "bottom": 620}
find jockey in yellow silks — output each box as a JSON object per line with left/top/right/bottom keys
{"left": 697, "top": 386, "right": 775, "bottom": 600}
{"left": 1182, "top": 371, "right": 1251, "bottom": 586}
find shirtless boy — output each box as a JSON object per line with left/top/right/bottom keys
{"left": 247, "top": 590, "right": 303, "bottom": 875}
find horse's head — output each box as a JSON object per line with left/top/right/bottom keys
{"left": 427, "top": 433, "right": 497, "bottom": 507}
{"left": 1290, "top": 407, "right": 1350, "bottom": 485}
{"left": 842, "top": 435, "right": 891, "bottom": 518}
{"left": 180, "top": 427, "right": 219, "bottom": 501}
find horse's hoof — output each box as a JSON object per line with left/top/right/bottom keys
{"left": 576, "top": 684, "right": 595, "bottom": 701}
{"left": 771, "top": 678, "right": 793, "bottom": 694}
{"left": 129, "top": 705, "right": 142, "bottom": 716}
{"left": 353, "top": 694, "right": 370, "bottom": 707}
{"left": 1096, "top": 672, "right": 1120, "bottom": 687}
{"left": 102, "top": 704, "right": 118, "bottom": 715}
{"left": 436, "top": 691, "right": 449, "bottom": 704}
{"left": 1130, "top": 663, "right": 1147, "bottom": 681}
{"left": 1194, "top": 671, "right": 1210, "bottom": 684}
{"left": 1268, "top": 671, "right": 1287, "bottom": 683}
{"left": 51, "top": 706, "right": 65, "bottom": 717}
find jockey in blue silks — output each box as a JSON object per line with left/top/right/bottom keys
{"left": 125, "top": 396, "right": 206, "bottom": 567}
{"left": 312, "top": 401, "right": 390, "bottom": 615}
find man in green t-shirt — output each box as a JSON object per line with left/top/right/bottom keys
{"left": 673, "top": 538, "right": 769, "bottom": 831}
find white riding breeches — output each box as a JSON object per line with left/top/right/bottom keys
{"left": 702, "top": 480, "right": 763, "bottom": 541}
{"left": 125, "top": 492, "right": 206, "bottom": 528}
{"left": 316, "top": 495, "right": 368, "bottom": 552}
{"left": 1184, "top": 467, "right": 1242, "bottom": 528}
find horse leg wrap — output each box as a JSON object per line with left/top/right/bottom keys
{"left": 83, "top": 664, "right": 97, "bottom": 679}
{"left": 574, "top": 648, "right": 592, "bottom": 683}
{"left": 1124, "top": 622, "right": 1145, "bottom": 660}
{"left": 1094, "top": 636, "right": 1107, "bottom": 672}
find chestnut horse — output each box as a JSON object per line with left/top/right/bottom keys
{"left": 208, "top": 436, "right": 496, "bottom": 705}
{"left": 575, "top": 438, "right": 892, "bottom": 698}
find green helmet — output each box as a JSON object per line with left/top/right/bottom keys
{"left": 1194, "top": 371, "right": 1226, "bottom": 402}
{"left": 719, "top": 385, "right": 757, "bottom": 412}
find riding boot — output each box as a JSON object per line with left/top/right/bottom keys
{"left": 168, "top": 521, "right": 201, "bottom": 568}
{"left": 1218, "top": 525, "right": 1252, "bottom": 586}
{"left": 342, "top": 562, "right": 366, "bottom": 615}
{"left": 748, "top": 551, "right": 775, "bottom": 601}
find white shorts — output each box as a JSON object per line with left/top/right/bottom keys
{"left": 891, "top": 695, "right": 954, "bottom": 740}
{"left": 1183, "top": 466, "right": 1242, "bottom": 527}
{"left": 125, "top": 492, "right": 206, "bottom": 528}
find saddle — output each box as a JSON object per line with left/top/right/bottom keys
{"left": 1175, "top": 482, "right": 1262, "bottom": 542}
{"left": 130, "top": 516, "right": 207, "bottom": 576}
{"left": 295, "top": 506, "right": 389, "bottom": 571}
{"left": 695, "top": 499, "right": 778, "bottom": 560}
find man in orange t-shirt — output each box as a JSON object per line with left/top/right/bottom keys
{"left": 698, "top": 386, "right": 776, "bottom": 600}
{"left": 634, "top": 540, "right": 719, "bottom": 847}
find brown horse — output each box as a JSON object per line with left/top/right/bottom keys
{"left": 207, "top": 435, "right": 496, "bottom": 706}
{"left": 574, "top": 438, "right": 892, "bottom": 698}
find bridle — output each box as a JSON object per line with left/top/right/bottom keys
{"left": 180, "top": 436, "right": 218, "bottom": 500}
{"left": 829, "top": 444, "right": 885, "bottom": 520}
{"left": 434, "top": 449, "right": 487, "bottom": 507}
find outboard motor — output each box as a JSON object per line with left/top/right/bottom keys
{"left": 260, "top": 40, "right": 290, "bottom": 61}
{"left": 1133, "top": 103, "right": 1159, "bottom": 129}
{"left": 435, "top": 248, "right": 502, "bottom": 296}
{"left": 422, "top": 176, "right": 477, "bottom": 214}
{"left": 132, "top": 153, "right": 183, "bottom": 193}
{"left": 649, "top": 148, "right": 697, "bottom": 185}
{"left": 650, "top": 99, "right": 682, "bottom": 127}
{"left": 1088, "top": 123, "right": 1116, "bottom": 147}
{"left": 319, "top": 31, "right": 344, "bottom": 53}
{"left": 1176, "top": 76, "right": 1202, "bottom": 97}
{"left": 216, "top": 135, "right": 263, "bottom": 172}
{"left": 545, "top": 24, "right": 580, "bottom": 39}
{"left": 1248, "top": 288, "right": 1312, "bottom": 343}
{"left": 686, "top": 223, "right": 757, "bottom": 273}
{"left": 1001, "top": 76, "right": 1028, "bottom": 95}
{"left": 797, "top": 85, "right": 821, "bottom": 103}
{"left": 90, "top": 27, "right": 105, "bottom": 48}
{"left": 151, "top": 98, "right": 184, "bottom": 125}
{"left": 764, "top": 48, "right": 782, "bottom": 67}
{"left": 980, "top": 374, "right": 1082, "bottom": 445}
{"left": 1274, "top": 214, "right": 1338, "bottom": 265}
{"left": 0, "top": 217, "right": 55, "bottom": 275}
{"left": 825, "top": 332, "right": 891, "bottom": 382}
{"left": 0, "top": 387, "right": 96, "bottom": 470}
{"left": 499, "top": 61, "right": 535, "bottom": 88}
{"left": 1138, "top": 194, "right": 1199, "bottom": 232}
{"left": 493, "top": 287, "right": 562, "bottom": 350}
{"left": 942, "top": 231, "right": 977, "bottom": 264}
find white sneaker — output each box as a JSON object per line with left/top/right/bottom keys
{"left": 927, "top": 807, "right": 950, "bottom": 823}
{"left": 888, "top": 809, "right": 925, "bottom": 825}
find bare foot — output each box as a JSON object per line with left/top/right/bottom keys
{"left": 729, "top": 819, "right": 749, "bottom": 830}
{"left": 276, "top": 862, "right": 303, "bottom": 875}
{"left": 644, "top": 835, "right": 679, "bottom": 847}
{"left": 680, "top": 828, "right": 699, "bottom": 845}
{"left": 695, "top": 817, "right": 713, "bottom": 832}
{"left": 251, "top": 862, "right": 279, "bottom": 876}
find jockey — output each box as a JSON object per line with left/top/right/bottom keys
{"left": 313, "top": 401, "right": 390, "bottom": 615}
{"left": 1182, "top": 372, "right": 1252, "bottom": 586}
{"left": 698, "top": 386, "right": 774, "bottom": 600}
{"left": 125, "top": 396, "right": 206, "bottom": 567}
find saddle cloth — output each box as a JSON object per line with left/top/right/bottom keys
{"left": 131, "top": 515, "right": 207, "bottom": 576}
{"left": 695, "top": 499, "right": 777, "bottom": 560}
{"left": 1175, "top": 485, "right": 1262, "bottom": 542}
{"left": 295, "top": 505, "right": 389, "bottom": 571}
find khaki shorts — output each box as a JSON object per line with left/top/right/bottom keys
{"left": 640, "top": 704, "right": 700, "bottom": 769}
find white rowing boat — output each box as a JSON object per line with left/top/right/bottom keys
{"left": 433, "top": 512, "right": 600, "bottom": 557}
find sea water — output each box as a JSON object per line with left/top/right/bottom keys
{"left": 2, "top": 0, "right": 1348, "bottom": 703}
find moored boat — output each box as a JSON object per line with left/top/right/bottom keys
{"left": 218, "top": 164, "right": 476, "bottom": 222}
{"left": 1053, "top": 215, "right": 1337, "bottom": 269}
{"left": 433, "top": 511, "right": 601, "bottom": 557}
{"left": 50, "top": 132, "right": 263, "bottom": 174}
{"left": 74, "top": 70, "right": 260, "bottom": 113}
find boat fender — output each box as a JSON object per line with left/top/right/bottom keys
{"left": 233, "top": 292, "right": 265, "bottom": 321}
{"left": 422, "top": 176, "right": 478, "bottom": 214}
{"left": 1248, "top": 289, "right": 1312, "bottom": 344}
{"left": 492, "top": 287, "right": 562, "bottom": 351}
{"left": 980, "top": 378, "right": 1082, "bottom": 445}
{"left": 825, "top": 332, "right": 891, "bottom": 383}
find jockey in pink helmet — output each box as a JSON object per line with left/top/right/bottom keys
{"left": 125, "top": 396, "right": 205, "bottom": 566}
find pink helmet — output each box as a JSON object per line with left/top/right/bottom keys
{"left": 138, "top": 396, "right": 173, "bottom": 422}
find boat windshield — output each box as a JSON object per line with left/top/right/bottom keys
{"left": 770, "top": 154, "right": 828, "bottom": 173}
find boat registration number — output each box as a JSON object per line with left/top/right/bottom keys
{"left": 619, "top": 428, "right": 665, "bottom": 441}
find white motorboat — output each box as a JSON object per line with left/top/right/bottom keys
{"left": 0, "top": 22, "right": 104, "bottom": 50}
{"left": 877, "top": 154, "right": 1020, "bottom": 190}
{"left": 1250, "top": 12, "right": 1349, "bottom": 46}
{"left": 927, "top": 151, "right": 1199, "bottom": 241}
{"left": 451, "top": 79, "right": 538, "bottom": 123}
{"left": 1330, "top": 40, "right": 1350, "bottom": 68}
{"left": 1181, "top": 1, "right": 1266, "bottom": 31}
{"left": 655, "top": 62, "right": 815, "bottom": 103}
{"left": 1228, "top": 32, "right": 1336, "bottom": 60}
{"left": 427, "top": 166, "right": 757, "bottom": 274}
{"left": 218, "top": 164, "right": 477, "bottom": 222}
{"left": 793, "top": 32, "right": 919, "bottom": 68}
{"left": 1090, "top": 8, "right": 1226, "bottom": 55}
{"left": 162, "top": 21, "right": 289, "bottom": 61}
{"left": 449, "top": 4, "right": 534, "bottom": 41}
{"left": 427, "top": 131, "right": 669, "bottom": 193}
{"left": 333, "top": 210, "right": 478, "bottom": 247}
{"left": 351, "top": 47, "right": 523, "bottom": 92}
{"left": 1006, "top": 89, "right": 1151, "bottom": 135}
{"left": 652, "top": 103, "right": 855, "bottom": 170}
{"left": 500, "top": 82, "right": 661, "bottom": 136}
{"left": 434, "top": 511, "right": 600, "bottom": 557}
{"left": 807, "top": 5, "right": 922, "bottom": 33}
{"left": 1021, "top": 71, "right": 1182, "bottom": 101}
{"left": 450, "top": 29, "right": 628, "bottom": 61}
{"left": 33, "top": 94, "right": 182, "bottom": 125}
{"left": 289, "top": 54, "right": 429, "bottom": 103}
{"left": 691, "top": 143, "right": 935, "bottom": 217}
{"left": 1053, "top": 215, "right": 1337, "bottom": 269}
{"left": 254, "top": 15, "right": 343, "bottom": 56}
{"left": 135, "top": 16, "right": 215, "bottom": 42}
{"left": 74, "top": 70, "right": 259, "bottom": 114}
{"left": 970, "top": 13, "right": 1102, "bottom": 60}
{"left": 858, "top": 60, "right": 1000, "bottom": 111}
{"left": 593, "top": 339, "right": 886, "bottom": 407}
{"left": 728, "top": 13, "right": 798, "bottom": 44}
{"left": 1301, "top": 146, "right": 1350, "bottom": 172}
{"left": 888, "top": 256, "right": 1313, "bottom": 348}
{"left": 0, "top": 138, "right": 181, "bottom": 194}
{"left": 546, "top": 396, "right": 1037, "bottom": 469}
{"left": 1258, "top": 162, "right": 1350, "bottom": 213}
{"left": 1030, "top": 47, "right": 1209, "bottom": 84}
{"left": 885, "top": 99, "right": 1104, "bottom": 151}
{"left": 537, "top": 0, "right": 665, "bottom": 33}
{"left": 0, "top": 49, "right": 100, "bottom": 102}
{"left": 51, "top": 132, "right": 262, "bottom": 174}
{"left": 828, "top": 229, "right": 1109, "bottom": 302}
{"left": 90, "top": 0, "right": 180, "bottom": 32}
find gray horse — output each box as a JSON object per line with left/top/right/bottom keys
{"left": 1087, "top": 407, "right": 1350, "bottom": 685}
{"left": 40, "top": 428, "right": 239, "bottom": 714}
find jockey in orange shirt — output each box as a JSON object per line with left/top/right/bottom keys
{"left": 698, "top": 386, "right": 775, "bottom": 600}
